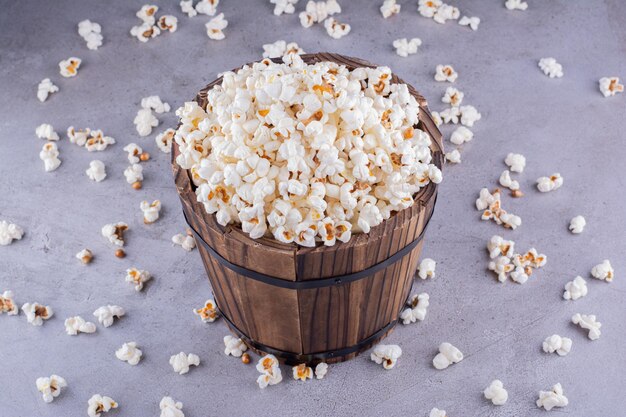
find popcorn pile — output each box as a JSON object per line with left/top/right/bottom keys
{"left": 130, "top": 5, "right": 178, "bottom": 43}
{"left": 476, "top": 189, "right": 522, "bottom": 229}
{"left": 487, "top": 239, "right": 547, "bottom": 284}
{"left": 174, "top": 55, "right": 442, "bottom": 247}
{"left": 78, "top": 20, "right": 104, "bottom": 50}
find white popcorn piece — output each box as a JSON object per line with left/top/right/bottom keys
{"left": 196, "top": 0, "right": 219, "bottom": 15}
{"left": 59, "top": 57, "right": 82, "bottom": 77}
{"left": 262, "top": 40, "right": 304, "bottom": 59}
{"left": 536, "top": 383, "right": 568, "bottom": 411}
{"left": 487, "top": 235, "right": 515, "bottom": 259}
{"left": 433, "top": 4, "right": 460, "bottom": 24}
{"left": 393, "top": 38, "right": 422, "bottom": 58}
{"left": 505, "top": 0, "right": 528, "bottom": 11}
{"left": 433, "top": 342, "right": 463, "bottom": 370}
{"left": 271, "top": 0, "right": 299, "bottom": 15}
{"left": 124, "top": 143, "right": 143, "bottom": 164}
{"left": 572, "top": 313, "right": 601, "bottom": 340}
{"left": 441, "top": 106, "right": 461, "bottom": 125}
{"left": 542, "top": 334, "right": 572, "bottom": 356}
{"left": 538, "top": 57, "right": 563, "bottom": 78}
{"left": 76, "top": 248, "right": 93, "bottom": 264}
{"left": 512, "top": 248, "right": 547, "bottom": 271}
{"left": 450, "top": 126, "right": 473, "bottom": 145}
{"left": 22, "top": 302, "right": 53, "bottom": 325}
{"left": 400, "top": 292, "right": 429, "bottom": 324}
{"left": 68, "top": 126, "right": 91, "bottom": 146}
{"left": 137, "top": 4, "right": 159, "bottom": 23}
{"left": 370, "top": 344, "right": 402, "bottom": 369}
{"left": 134, "top": 108, "right": 159, "bottom": 136}
{"left": 140, "top": 200, "right": 162, "bottom": 224}
{"left": 39, "top": 142, "right": 61, "bottom": 172}
{"left": 510, "top": 266, "right": 528, "bottom": 284}
{"left": 160, "top": 397, "right": 184, "bottom": 417}
{"left": 223, "top": 335, "right": 248, "bottom": 357}
{"left": 141, "top": 95, "right": 171, "bottom": 114}
{"left": 172, "top": 232, "right": 196, "bottom": 251}
{"left": 130, "top": 22, "right": 160, "bottom": 42}
{"left": 315, "top": 362, "right": 328, "bottom": 379}
{"left": 324, "top": 17, "right": 351, "bottom": 39}
{"left": 484, "top": 379, "right": 508, "bottom": 405}
{"left": 0, "top": 221, "right": 24, "bottom": 246}
{"left": 36, "top": 123, "right": 59, "bottom": 141}
{"left": 459, "top": 105, "right": 481, "bottom": 127}
{"left": 86, "top": 160, "right": 107, "bottom": 182}
{"left": 124, "top": 164, "right": 144, "bottom": 185}
{"left": 170, "top": 352, "right": 200, "bottom": 374}
{"left": 418, "top": 0, "right": 441, "bottom": 18}
{"left": 125, "top": 268, "right": 152, "bottom": 291}
{"left": 85, "top": 130, "right": 116, "bottom": 152}
{"left": 78, "top": 20, "right": 103, "bottom": 50}
{"left": 256, "top": 354, "right": 283, "bottom": 388}
{"left": 418, "top": 258, "right": 436, "bottom": 279}
{"left": 476, "top": 188, "right": 522, "bottom": 229}
{"left": 380, "top": 0, "right": 400, "bottom": 18}
{"left": 64, "top": 316, "right": 97, "bottom": 335}
{"left": 504, "top": 153, "right": 526, "bottom": 173}
{"left": 537, "top": 173, "right": 563, "bottom": 192}
{"left": 0, "top": 290, "right": 18, "bottom": 315}
{"left": 431, "top": 111, "right": 443, "bottom": 126}
{"left": 292, "top": 363, "right": 313, "bottom": 381}
{"left": 93, "top": 305, "right": 125, "bottom": 327}
{"left": 180, "top": 0, "right": 197, "bottom": 17}
{"left": 591, "top": 259, "right": 614, "bottom": 282}
{"left": 156, "top": 128, "right": 175, "bottom": 153}
{"left": 205, "top": 13, "right": 228, "bottom": 40}
{"left": 299, "top": 0, "right": 341, "bottom": 28}
{"left": 458, "top": 15, "right": 480, "bottom": 30}
{"left": 434, "top": 64, "right": 457, "bottom": 82}
{"left": 599, "top": 77, "right": 624, "bottom": 97}
{"left": 442, "top": 87, "right": 464, "bottom": 107}
{"left": 569, "top": 215, "right": 586, "bottom": 234}
{"left": 36, "top": 375, "right": 67, "bottom": 403}
{"left": 87, "top": 394, "right": 118, "bottom": 417}
{"left": 37, "top": 78, "right": 59, "bottom": 102}
{"left": 157, "top": 15, "right": 178, "bottom": 32}
{"left": 445, "top": 149, "right": 461, "bottom": 164}
{"left": 563, "top": 276, "right": 588, "bottom": 300}
{"left": 499, "top": 170, "right": 519, "bottom": 191}
{"left": 116, "top": 342, "right": 142, "bottom": 365}
{"left": 194, "top": 299, "right": 219, "bottom": 322}
{"left": 429, "top": 408, "right": 447, "bottom": 417}
{"left": 101, "top": 222, "right": 128, "bottom": 246}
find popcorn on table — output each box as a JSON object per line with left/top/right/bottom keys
{"left": 116, "top": 342, "right": 143, "bottom": 365}
{"left": 124, "top": 143, "right": 143, "bottom": 164}
{"left": 40, "top": 142, "right": 61, "bottom": 172}
{"left": 445, "top": 149, "right": 461, "bottom": 164}
{"left": 134, "top": 108, "right": 159, "bottom": 136}
{"left": 59, "top": 57, "right": 81, "bottom": 77}
{"left": 538, "top": 57, "right": 563, "bottom": 78}
{"left": 126, "top": 268, "right": 152, "bottom": 291}
{"left": 170, "top": 352, "right": 200, "bottom": 374}
{"left": 78, "top": 19, "right": 103, "bottom": 50}
{"left": 86, "top": 160, "right": 107, "bottom": 182}
{"left": 64, "top": 316, "right": 97, "bottom": 335}
{"left": 36, "top": 375, "right": 67, "bottom": 403}
{"left": 224, "top": 335, "right": 248, "bottom": 357}
{"left": 136, "top": 4, "right": 159, "bottom": 23}
{"left": 142, "top": 95, "right": 171, "bottom": 114}
{"left": 160, "top": 396, "right": 184, "bottom": 417}
{"left": 442, "top": 87, "right": 464, "bottom": 107}
{"left": 262, "top": 40, "right": 305, "bottom": 59}
{"left": 484, "top": 379, "right": 508, "bottom": 405}
{"left": 429, "top": 408, "right": 447, "bottom": 417}
{"left": 459, "top": 105, "right": 481, "bottom": 127}
{"left": 86, "top": 130, "right": 116, "bottom": 152}
{"left": 440, "top": 106, "right": 460, "bottom": 124}
{"left": 505, "top": 0, "right": 528, "bottom": 11}
{"left": 504, "top": 153, "right": 525, "bottom": 173}
{"left": 569, "top": 215, "right": 586, "bottom": 234}
{"left": 196, "top": 0, "right": 219, "bottom": 15}
{"left": 487, "top": 235, "right": 515, "bottom": 259}
{"left": 205, "top": 13, "right": 228, "bottom": 40}
{"left": 87, "top": 394, "right": 118, "bottom": 417}
{"left": 563, "top": 276, "right": 588, "bottom": 300}
{"left": 435, "top": 64, "right": 457, "bottom": 82}
{"left": 510, "top": 248, "right": 547, "bottom": 284}
{"left": 433, "top": 342, "right": 463, "bottom": 370}
{"left": 380, "top": 0, "right": 400, "bottom": 18}
{"left": 542, "top": 334, "right": 572, "bottom": 356}
{"left": 458, "top": 15, "right": 480, "bottom": 30}
{"left": 102, "top": 222, "right": 128, "bottom": 246}
{"left": 0, "top": 221, "right": 24, "bottom": 246}
{"left": 572, "top": 313, "right": 602, "bottom": 340}
{"left": 194, "top": 299, "right": 218, "bottom": 322}
{"left": 93, "top": 305, "right": 125, "bottom": 327}
{"left": 450, "top": 126, "right": 473, "bottom": 145}
{"left": 172, "top": 232, "right": 196, "bottom": 251}
{"left": 140, "top": 200, "right": 162, "bottom": 224}
{"left": 0, "top": 290, "right": 18, "bottom": 315}
{"left": 499, "top": 170, "right": 519, "bottom": 191}
{"left": 293, "top": 363, "right": 313, "bottom": 381}
{"left": 476, "top": 188, "right": 522, "bottom": 229}
{"left": 324, "top": 17, "right": 351, "bottom": 39}
{"left": 299, "top": 0, "right": 341, "bottom": 27}
{"left": 180, "top": 0, "right": 197, "bottom": 17}
{"left": 37, "top": 78, "right": 58, "bottom": 102}
{"left": 393, "top": 38, "right": 422, "bottom": 57}
{"left": 400, "top": 292, "right": 429, "bottom": 324}
{"left": 36, "top": 123, "right": 59, "bottom": 141}
{"left": 271, "top": 0, "right": 298, "bottom": 16}
{"left": 537, "top": 173, "right": 563, "bottom": 192}
{"left": 124, "top": 164, "right": 144, "bottom": 186}
{"left": 536, "top": 383, "right": 568, "bottom": 411}
{"left": 370, "top": 344, "right": 402, "bottom": 369}
{"left": 130, "top": 22, "right": 160, "bottom": 42}
{"left": 22, "top": 302, "right": 53, "bottom": 325}
{"left": 76, "top": 248, "right": 93, "bottom": 264}
{"left": 156, "top": 128, "right": 175, "bottom": 153}
{"left": 157, "top": 15, "right": 178, "bottom": 32}
{"left": 256, "top": 354, "right": 283, "bottom": 388}
{"left": 418, "top": 0, "right": 459, "bottom": 24}
{"left": 599, "top": 77, "right": 624, "bottom": 97}
{"left": 418, "top": 258, "right": 436, "bottom": 279}
{"left": 315, "top": 362, "right": 328, "bottom": 379}
{"left": 591, "top": 259, "right": 613, "bottom": 282}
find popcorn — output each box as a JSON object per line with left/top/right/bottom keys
{"left": 418, "top": 0, "right": 442, "bottom": 18}
{"left": 140, "top": 200, "right": 162, "bottom": 224}
{"left": 536, "top": 173, "right": 563, "bottom": 192}
{"left": 370, "top": 344, "right": 402, "bottom": 369}
{"left": 487, "top": 235, "right": 515, "bottom": 259}
{"left": 137, "top": 4, "right": 159, "bottom": 23}
{"left": 196, "top": 0, "right": 219, "bottom": 16}
{"left": 101, "top": 222, "right": 128, "bottom": 246}
{"left": 124, "top": 143, "right": 143, "bottom": 164}
{"left": 37, "top": 78, "right": 58, "bottom": 102}
{"left": 536, "top": 383, "right": 568, "bottom": 411}
{"left": 504, "top": 153, "right": 525, "bottom": 173}
{"left": 393, "top": 38, "right": 422, "bottom": 57}
{"left": 141, "top": 96, "right": 171, "bottom": 114}
{"left": 458, "top": 15, "right": 480, "bottom": 30}
{"left": 172, "top": 232, "right": 196, "bottom": 251}
{"left": 256, "top": 354, "right": 283, "bottom": 388}
{"left": 157, "top": 15, "right": 178, "bottom": 32}
{"left": 86, "top": 160, "right": 107, "bottom": 182}
{"left": 429, "top": 408, "right": 447, "bottom": 417}
{"left": 0, "top": 290, "right": 18, "bottom": 315}
{"left": 76, "top": 248, "right": 94, "bottom": 264}
{"left": 538, "top": 57, "right": 563, "bottom": 78}
{"left": 36, "top": 123, "right": 59, "bottom": 141}
{"left": 591, "top": 259, "right": 613, "bottom": 282}
{"left": 87, "top": 394, "right": 118, "bottom": 417}
{"left": 64, "top": 316, "right": 97, "bottom": 335}
{"left": 476, "top": 188, "right": 521, "bottom": 229}
{"left": 433, "top": 3, "right": 460, "bottom": 24}
{"left": 442, "top": 87, "right": 464, "bottom": 107}
{"left": 194, "top": 299, "right": 219, "bottom": 322}
{"left": 418, "top": 258, "right": 436, "bottom": 279}
{"left": 39, "top": 142, "right": 61, "bottom": 172}
{"left": 572, "top": 313, "right": 601, "bottom": 340}
{"left": 489, "top": 256, "right": 514, "bottom": 282}
{"left": 499, "top": 170, "right": 519, "bottom": 191}
{"left": 84, "top": 130, "right": 115, "bottom": 152}
{"left": 299, "top": 0, "right": 341, "bottom": 27}
{"left": 205, "top": 13, "right": 228, "bottom": 40}
{"left": 563, "top": 276, "right": 588, "bottom": 301}
{"left": 450, "top": 126, "right": 473, "bottom": 145}
{"left": 400, "top": 292, "right": 429, "bottom": 324}
{"left": 160, "top": 397, "right": 184, "bottom": 417}
{"left": 93, "top": 305, "right": 125, "bottom": 327}
{"left": 292, "top": 363, "right": 313, "bottom": 381}
{"left": 512, "top": 248, "right": 547, "bottom": 271}
{"left": 599, "top": 77, "right": 624, "bottom": 97}
{"left": 440, "top": 106, "right": 460, "bottom": 124}
{"left": 36, "top": 375, "right": 67, "bottom": 403}
{"left": 324, "top": 17, "right": 351, "bottom": 39}
{"left": 224, "top": 335, "right": 248, "bottom": 357}
{"left": 569, "top": 215, "right": 586, "bottom": 234}
{"left": 59, "top": 57, "right": 82, "bottom": 77}
{"left": 170, "top": 352, "right": 200, "bottom": 374}
{"left": 459, "top": 105, "right": 481, "bottom": 127}
{"left": 134, "top": 108, "right": 159, "bottom": 136}
{"left": 156, "top": 128, "right": 175, "bottom": 153}
{"left": 505, "top": 0, "right": 528, "bottom": 11}
{"left": 125, "top": 268, "right": 152, "bottom": 291}
{"left": 78, "top": 20, "right": 103, "bottom": 50}
{"left": 380, "top": 0, "right": 400, "bottom": 18}
{"left": 124, "top": 164, "right": 144, "bottom": 187}
{"left": 432, "top": 342, "right": 463, "bottom": 370}
{"left": 315, "top": 362, "right": 328, "bottom": 379}
{"left": 180, "top": 0, "right": 197, "bottom": 17}
{"left": 130, "top": 22, "right": 160, "bottom": 42}
{"left": 0, "top": 221, "right": 24, "bottom": 246}
{"left": 484, "top": 379, "right": 508, "bottom": 405}
{"left": 271, "top": 0, "right": 299, "bottom": 15}
{"left": 542, "top": 335, "right": 572, "bottom": 356}
{"left": 445, "top": 149, "right": 461, "bottom": 164}
{"left": 116, "top": 342, "right": 142, "bottom": 365}
{"left": 262, "top": 40, "right": 305, "bottom": 59}
{"left": 434, "top": 64, "right": 457, "bottom": 82}
{"left": 21, "top": 302, "right": 53, "bottom": 325}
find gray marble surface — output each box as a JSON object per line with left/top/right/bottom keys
{"left": 1, "top": 0, "right": 625, "bottom": 416}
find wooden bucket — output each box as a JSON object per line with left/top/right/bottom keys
{"left": 172, "top": 53, "right": 444, "bottom": 365}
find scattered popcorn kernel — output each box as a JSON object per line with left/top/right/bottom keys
{"left": 0, "top": 221, "right": 24, "bottom": 246}
{"left": 476, "top": 188, "right": 521, "bottom": 229}
{"left": 59, "top": 57, "right": 82, "bottom": 77}
{"left": 194, "top": 299, "right": 218, "bottom": 322}
{"left": 271, "top": 0, "right": 299, "bottom": 15}
{"left": 157, "top": 15, "right": 178, "bottom": 32}
{"left": 393, "top": 38, "right": 422, "bottom": 57}
{"left": 445, "top": 149, "right": 461, "bottom": 164}
{"left": 39, "top": 142, "right": 61, "bottom": 172}
{"left": 599, "top": 77, "right": 624, "bottom": 97}
{"left": 418, "top": 258, "right": 436, "bottom": 279}
{"left": 124, "top": 164, "right": 144, "bottom": 186}
{"left": 256, "top": 354, "right": 283, "bottom": 388}
{"left": 433, "top": 342, "right": 463, "bottom": 370}
{"left": 64, "top": 316, "right": 97, "bottom": 335}
{"left": 87, "top": 394, "right": 118, "bottom": 417}
{"left": 130, "top": 22, "right": 160, "bottom": 42}
{"left": 442, "top": 87, "right": 464, "bottom": 107}
{"left": 37, "top": 78, "right": 59, "bottom": 102}
{"left": 93, "top": 305, "right": 125, "bottom": 327}
{"left": 487, "top": 235, "right": 515, "bottom": 259}
{"left": 125, "top": 268, "right": 151, "bottom": 291}
{"left": 418, "top": 0, "right": 441, "bottom": 18}
{"left": 459, "top": 105, "right": 481, "bottom": 127}
{"left": 124, "top": 143, "right": 143, "bottom": 164}
{"left": 537, "top": 173, "right": 563, "bottom": 192}
{"left": 101, "top": 222, "right": 128, "bottom": 246}
{"left": 22, "top": 302, "right": 53, "bottom": 325}
{"left": 536, "top": 383, "right": 568, "bottom": 411}
{"left": 170, "top": 352, "right": 200, "bottom": 374}
{"left": 134, "top": 108, "right": 159, "bottom": 136}
{"left": 180, "top": 0, "right": 197, "bottom": 17}
{"left": 538, "top": 57, "right": 563, "bottom": 78}
{"left": 563, "top": 276, "right": 588, "bottom": 300}
{"left": 141, "top": 95, "right": 171, "bottom": 114}
{"left": 137, "top": 4, "right": 159, "bottom": 23}
{"left": 324, "top": 17, "right": 351, "bottom": 39}
{"left": 568, "top": 215, "right": 586, "bottom": 234}
{"left": 205, "top": 13, "right": 228, "bottom": 40}
{"left": 172, "top": 232, "right": 196, "bottom": 251}
{"left": 116, "top": 342, "right": 142, "bottom": 365}
{"left": 512, "top": 248, "right": 547, "bottom": 270}
{"left": 572, "top": 313, "right": 601, "bottom": 340}
{"left": 370, "top": 344, "right": 402, "bottom": 369}
{"left": 299, "top": 0, "right": 340, "bottom": 27}
{"left": 292, "top": 363, "right": 313, "bottom": 381}
{"left": 505, "top": 0, "right": 528, "bottom": 11}
{"left": 36, "top": 375, "right": 67, "bottom": 403}
{"left": 85, "top": 130, "right": 116, "bottom": 152}
{"left": 196, "top": 0, "right": 219, "bottom": 15}
{"left": 262, "top": 40, "right": 304, "bottom": 59}
{"left": 315, "top": 362, "right": 328, "bottom": 379}
{"left": 241, "top": 353, "right": 251, "bottom": 364}
{"left": 78, "top": 20, "right": 103, "bottom": 50}
{"left": 429, "top": 408, "right": 447, "bottom": 417}
{"left": 36, "top": 123, "right": 59, "bottom": 141}
{"left": 224, "top": 335, "right": 248, "bottom": 357}
{"left": 458, "top": 15, "right": 480, "bottom": 30}
{"left": 499, "top": 170, "right": 519, "bottom": 191}
{"left": 67, "top": 126, "right": 91, "bottom": 146}
{"left": 115, "top": 249, "right": 126, "bottom": 258}
{"left": 484, "top": 379, "right": 508, "bottom": 405}
{"left": 76, "top": 248, "right": 93, "bottom": 264}
{"left": 400, "top": 292, "right": 429, "bottom": 324}
{"left": 156, "top": 128, "right": 175, "bottom": 153}
{"left": 380, "top": 0, "right": 400, "bottom": 18}
{"left": 160, "top": 396, "right": 184, "bottom": 417}
{"left": 86, "top": 160, "right": 107, "bottom": 182}
{"left": 433, "top": 3, "right": 459, "bottom": 24}
{"left": 140, "top": 200, "right": 162, "bottom": 224}
{"left": 0, "top": 290, "right": 18, "bottom": 315}
{"left": 542, "top": 334, "right": 572, "bottom": 356}
{"left": 504, "top": 153, "right": 526, "bottom": 173}
{"left": 591, "top": 259, "right": 613, "bottom": 282}
{"left": 450, "top": 126, "right": 473, "bottom": 145}
{"left": 434, "top": 64, "right": 457, "bottom": 82}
